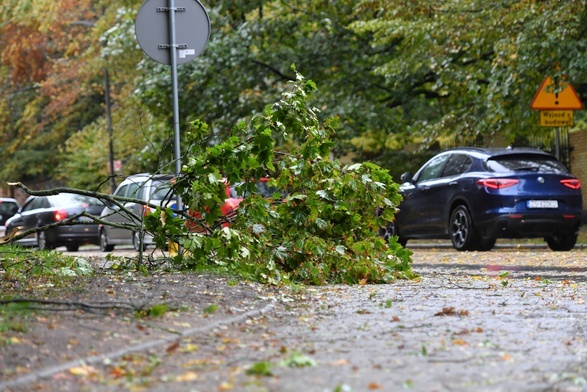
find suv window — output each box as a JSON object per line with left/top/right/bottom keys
{"left": 0, "top": 201, "right": 17, "bottom": 215}
{"left": 417, "top": 155, "right": 450, "bottom": 181}
{"left": 442, "top": 154, "right": 472, "bottom": 177}
{"left": 135, "top": 185, "right": 145, "bottom": 201}
{"left": 485, "top": 155, "right": 568, "bottom": 174}
{"left": 0, "top": 201, "right": 18, "bottom": 224}
{"left": 48, "top": 194, "right": 104, "bottom": 207}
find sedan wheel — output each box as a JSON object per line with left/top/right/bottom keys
{"left": 545, "top": 233, "right": 577, "bottom": 251}
{"left": 37, "top": 231, "right": 55, "bottom": 250}
{"left": 449, "top": 206, "right": 476, "bottom": 251}
{"left": 133, "top": 231, "right": 146, "bottom": 252}
{"left": 100, "top": 231, "right": 114, "bottom": 252}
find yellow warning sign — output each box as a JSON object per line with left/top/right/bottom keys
{"left": 539, "top": 110, "right": 574, "bottom": 127}
{"left": 531, "top": 76, "right": 583, "bottom": 110}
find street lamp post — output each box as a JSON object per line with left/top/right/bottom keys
{"left": 103, "top": 66, "right": 116, "bottom": 193}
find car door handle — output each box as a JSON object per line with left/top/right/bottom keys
{"left": 421, "top": 186, "right": 430, "bottom": 191}
{"left": 449, "top": 181, "right": 458, "bottom": 186}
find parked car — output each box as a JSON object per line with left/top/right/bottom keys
{"left": 99, "top": 173, "right": 176, "bottom": 252}
{"left": 0, "top": 197, "right": 19, "bottom": 236}
{"left": 99, "top": 174, "right": 277, "bottom": 251}
{"left": 4, "top": 193, "right": 105, "bottom": 251}
{"left": 381, "top": 147, "right": 583, "bottom": 251}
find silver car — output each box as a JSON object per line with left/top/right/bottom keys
{"left": 99, "top": 173, "right": 175, "bottom": 251}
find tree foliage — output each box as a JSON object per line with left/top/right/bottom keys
{"left": 1, "top": 0, "right": 586, "bottom": 187}
{"left": 0, "top": 0, "right": 146, "bottom": 187}
{"left": 0, "top": 0, "right": 102, "bottom": 183}
{"left": 5, "top": 72, "right": 414, "bottom": 285}
{"left": 351, "top": 0, "right": 587, "bottom": 144}
{"left": 145, "top": 71, "right": 413, "bottom": 284}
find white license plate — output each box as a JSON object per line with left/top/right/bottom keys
{"left": 527, "top": 200, "right": 558, "bottom": 209}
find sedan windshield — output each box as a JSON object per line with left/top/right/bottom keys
{"left": 485, "top": 155, "right": 568, "bottom": 174}
{"left": 0, "top": 201, "right": 17, "bottom": 215}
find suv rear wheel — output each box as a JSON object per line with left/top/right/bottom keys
{"left": 545, "top": 233, "right": 577, "bottom": 251}
{"left": 473, "top": 236, "right": 496, "bottom": 252}
{"left": 378, "top": 220, "right": 407, "bottom": 247}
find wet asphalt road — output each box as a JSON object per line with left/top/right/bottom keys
{"left": 238, "top": 246, "right": 587, "bottom": 392}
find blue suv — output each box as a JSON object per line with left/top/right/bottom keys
{"left": 382, "top": 147, "right": 583, "bottom": 251}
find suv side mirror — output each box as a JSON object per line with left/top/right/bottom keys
{"left": 400, "top": 172, "right": 413, "bottom": 183}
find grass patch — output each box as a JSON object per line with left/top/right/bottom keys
{"left": 0, "top": 302, "right": 33, "bottom": 334}
{"left": 0, "top": 245, "right": 96, "bottom": 332}
{"left": 0, "top": 245, "right": 94, "bottom": 281}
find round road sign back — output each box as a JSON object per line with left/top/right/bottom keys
{"left": 135, "top": 0, "right": 210, "bottom": 65}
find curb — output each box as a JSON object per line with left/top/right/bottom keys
{"left": 406, "top": 242, "right": 587, "bottom": 250}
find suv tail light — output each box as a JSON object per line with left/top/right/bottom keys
{"left": 561, "top": 179, "right": 581, "bottom": 190}
{"left": 54, "top": 209, "right": 68, "bottom": 221}
{"left": 477, "top": 178, "right": 520, "bottom": 189}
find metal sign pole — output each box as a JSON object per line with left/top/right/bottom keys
{"left": 103, "top": 67, "right": 116, "bottom": 193}
{"left": 167, "top": 0, "right": 183, "bottom": 215}
{"left": 135, "top": 0, "right": 210, "bottom": 256}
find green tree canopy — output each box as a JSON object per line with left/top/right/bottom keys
{"left": 351, "top": 0, "right": 587, "bottom": 144}
{"left": 1, "top": 0, "right": 586, "bottom": 187}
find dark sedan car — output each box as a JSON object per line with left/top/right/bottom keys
{"left": 381, "top": 147, "right": 582, "bottom": 251}
{"left": 5, "top": 193, "right": 105, "bottom": 251}
{"left": 0, "top": 197, "right": 19, "bottom": 234}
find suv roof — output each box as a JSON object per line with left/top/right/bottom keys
{"left": 443, "top": 147, "right": 556, "bottom": 159}
{"left": 124, "top": 173, "right": 174, "bottom": 181}
{"left": 445, "top": 146, "right": 554, "bottom": 157}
